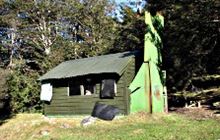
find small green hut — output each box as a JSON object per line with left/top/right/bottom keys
{"left": 38, "top": 51, "right": 142, "bottom": 116}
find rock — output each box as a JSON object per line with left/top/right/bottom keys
{"left": 81, "top": 116, "right": 96, "bottom": 127}
{"left": 60, "top": 123, "right": 71, "bottom": 129}
{"left": 39, "top": 130, "right": 50, "bottom": 136}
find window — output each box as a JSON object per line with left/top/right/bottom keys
{"left": 68, "top": 79, "right": 96, "bottom": 96}
{"left": 100, "top": 79, "right": 116, "bottom": 98}
{"left": 68, "top": 78, "right": 117, "bottom": 97}
{"left": 68, "top": 81, "right": 82, "bottom": 96}
{"left": 83, "top": 78, "right": 96, "bottom": 95}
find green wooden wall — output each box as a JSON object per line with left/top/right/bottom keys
{"left": 44, "top": 58, "right": 137, "bottom": 116}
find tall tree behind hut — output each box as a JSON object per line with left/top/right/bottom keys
{"left": 0, "top": 0, "right": 118, "bottom": 113}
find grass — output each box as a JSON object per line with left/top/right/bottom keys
{"left": 0, "top": 112, "right": 220, "bottom": 140}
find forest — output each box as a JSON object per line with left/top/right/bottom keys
{"left": 0, "top": 0, "right": 219, "bottom": 114}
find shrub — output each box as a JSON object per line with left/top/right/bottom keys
{"left": 7, "top": 69, "right": 42, "bottom": 113}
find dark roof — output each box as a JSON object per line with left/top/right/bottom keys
{"left": 38, "top": 51, "right": 139, "bottom": 81}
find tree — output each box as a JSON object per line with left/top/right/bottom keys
{"left": 0, "top": 0, "right": 118, "bottom": 113}
{"left": 62, "top": 0, "right": 117, "bottom": 57}
{"left": 111, "top": 4, "right": 146, "bottom": 52}
{"left": 147, "top": 0, "right": 220, "bottom": 92}
{"left": 0, "top": 1, "right": 22, "bottom": 68}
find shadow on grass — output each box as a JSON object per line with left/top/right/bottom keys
{"left": 0, "top": 104, "right": 14, "bottom": 126}
{"left": 0, "top": 113, "right": 14, "bottom": 126}
{"left": 0, "top": 98, "right": 13, "bottom": 126}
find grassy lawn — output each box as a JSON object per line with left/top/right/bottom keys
{"left": 0, "top": 112, "right": 220, "bottom": 140}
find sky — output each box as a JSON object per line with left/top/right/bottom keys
{"left": 112, "top": 0, "right": 146, "bottom": 22}
{"left": 116, "top": 0, "right": 135, "bottom": 3}
{"left": 114, "top": 0, "right": 147, "bottom": 13}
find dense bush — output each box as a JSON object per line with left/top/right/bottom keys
{"left": 7, "top": 68, "right": 42, "bottom": 113}
{"left": 0, "top": 69, "right": 9, "bottom": 113}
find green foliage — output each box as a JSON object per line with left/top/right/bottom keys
{"left": 112, "top": 7, "right": 146, "bottom": 52}
{"left": 66, "top": 0, "right": 117, "bottom": 56}
{"left": 7, "top": 69, "right": 42, "bottom": 113}
{"left": 0, "top": 69, "right": 9, "bottom": 99}
{"left": 147, "top": 0, "right": 220, "bottom": 92}
{"left": 0, "top": 69, "right": 10, "bottom": 113}
{"left": 0, "top": 44, "right": 8, "bottom": 67}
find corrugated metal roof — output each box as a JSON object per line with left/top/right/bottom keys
{"left": 38, "top": 51, "right": 139, "bottom": 81}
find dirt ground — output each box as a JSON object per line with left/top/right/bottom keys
{"left": 170, "top": 106, "right": 220, "bottom": 120}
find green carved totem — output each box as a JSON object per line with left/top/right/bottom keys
{"left": 129, "top": 11, "right": 167, "bottom": 113}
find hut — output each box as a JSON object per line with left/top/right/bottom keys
{"left": 38, "top": 51, "right": 142, "bottom": 116}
